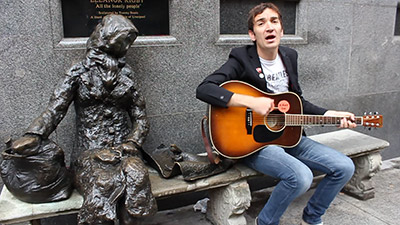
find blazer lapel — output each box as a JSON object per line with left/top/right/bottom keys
{"left": 248, "top": 45, "right": 261, "bottom": 69}
{"left": 249, "top": 45, "right": 261, "bottom": 76}
{"left": 248, "top": 45, "right": 269, "bottom": 91}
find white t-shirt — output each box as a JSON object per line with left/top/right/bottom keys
{"left": 259, "top": 55, "right": 289, "bottom": 93}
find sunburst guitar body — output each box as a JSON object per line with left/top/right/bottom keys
{"left": 208, "top": 81, "right": 383, "bottom": 159}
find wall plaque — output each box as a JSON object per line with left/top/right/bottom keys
{"left": 61, "top": 0, "right": 169, "bottom": 37}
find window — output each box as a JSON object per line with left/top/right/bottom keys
{"left": 220, "top": 0, "right": 298, "bottom": 35}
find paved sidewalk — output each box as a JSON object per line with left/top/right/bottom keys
{"left": 141, "top": 157, "right": 400, "bottom": 225}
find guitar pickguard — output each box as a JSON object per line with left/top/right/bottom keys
{"left": 253, "top": 125, "right": 284, "bottom": 143}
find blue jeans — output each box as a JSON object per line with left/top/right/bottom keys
{"left": 242, "top": 136, "right": 355, "bottom": 225}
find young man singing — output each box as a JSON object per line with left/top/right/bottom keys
{"left": 196, "top": 3, "right": 356, "bottom": 225}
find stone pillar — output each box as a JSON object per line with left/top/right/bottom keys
{"left": 343, "top": 152, "right": 382, "bottom": 200}
{"left": 206, "top": 180, "right": 251, "bottom": 225}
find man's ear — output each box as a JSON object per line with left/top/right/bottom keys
{"left": 248, "top": 30, "right": 256, "bottom": 41}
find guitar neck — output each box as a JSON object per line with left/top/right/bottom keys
{"left": 285, "top": 114, "right": 363, "bottom": 126}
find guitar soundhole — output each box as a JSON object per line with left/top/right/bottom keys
{"left": 265, "top": 111, "right": 285, "bottom": 132}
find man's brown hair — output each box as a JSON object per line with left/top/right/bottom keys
{"left": 247, "top": 2, "right": 283, "bottom": 32}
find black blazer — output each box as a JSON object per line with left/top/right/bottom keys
{"left": 196, "top": 45, "right": 327, "bottom": 115}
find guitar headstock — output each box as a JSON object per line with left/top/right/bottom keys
{"left": 362, "top": 113, "right": 383, "bottom": 128}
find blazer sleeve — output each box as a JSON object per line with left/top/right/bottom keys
{"left": 196, "top": 48, "right": 245, "bottom": 108}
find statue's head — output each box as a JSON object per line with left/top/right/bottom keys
{"left": 87, "top": 14, "right": 139, "bottom": 58}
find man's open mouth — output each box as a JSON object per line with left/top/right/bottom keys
{"left": 266, "top": 35, "right": 276, "bottom": 40}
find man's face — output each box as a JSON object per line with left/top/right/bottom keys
{"left": 248, "top": 8, "right": 283, "bottom": 52}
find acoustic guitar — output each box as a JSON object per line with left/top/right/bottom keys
{"left": 208, "top": 80, "right": 383, "bottom": 159}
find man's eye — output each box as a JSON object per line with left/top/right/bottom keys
{"left": 257, "top": 22, "right": 264, "bottom": 26}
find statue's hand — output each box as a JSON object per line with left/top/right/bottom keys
{"left": 11, "top": 134, "right": 41, "bottom": 155}
{"left": 119, "top": 142, "right": 140, "bottom": 157}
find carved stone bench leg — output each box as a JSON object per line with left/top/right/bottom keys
{"left": 343, "top": 152, "right": 382, "bottom": 200}
{"left": 206, "top": 180, "right": 251, "bottom": 225}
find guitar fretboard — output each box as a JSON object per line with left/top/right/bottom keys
{"left": 285, "top": 115, "right": 362, "bottom": 126}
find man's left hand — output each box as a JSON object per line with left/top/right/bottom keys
{"left": 324, "top": 110, "right": 357, "bottom": 128}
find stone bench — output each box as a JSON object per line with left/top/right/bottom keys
{"left": 0, "top": 130, "right": 389, "bottom": 225}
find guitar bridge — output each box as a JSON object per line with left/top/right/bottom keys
{"left": 246, "top": 108, "right": 253, "bottom": 135}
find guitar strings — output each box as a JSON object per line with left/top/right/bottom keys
{"left": 247, "top": 114, "right": 350, "bottom": 125}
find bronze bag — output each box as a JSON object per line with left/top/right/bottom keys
{"left": 0, "top": 139, "right": 73, "bottom": 203}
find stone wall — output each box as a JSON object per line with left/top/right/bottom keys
{"left": 1, "top": 0, "right": 399, "bottom": 180}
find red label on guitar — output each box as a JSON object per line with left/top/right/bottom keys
{"left": 278, "top": 100, "right": 290, "bottom": 113}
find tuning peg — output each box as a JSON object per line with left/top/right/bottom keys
{"left": 374, "top": 112, "right": 379, "bottom": 115}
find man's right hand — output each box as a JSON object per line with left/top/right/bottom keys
{"left": 228, "top": 93, "right": 275, "bottom": 116}
{"left": 11, "top": 134, "right": 41, "bottom": 154}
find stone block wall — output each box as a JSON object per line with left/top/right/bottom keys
{"left": 1, "top": 0, "right": 399, "bottom": 190}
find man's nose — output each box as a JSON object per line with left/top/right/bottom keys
{"left": 266, "top": 26, "right": 274, "bottom": 32}
{"left": 265, "top": 22, "right": 273, "bottom": 31}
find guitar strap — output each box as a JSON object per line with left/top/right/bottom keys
{"left": 201, "top": 116, "right": 221, "bottom": 164}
